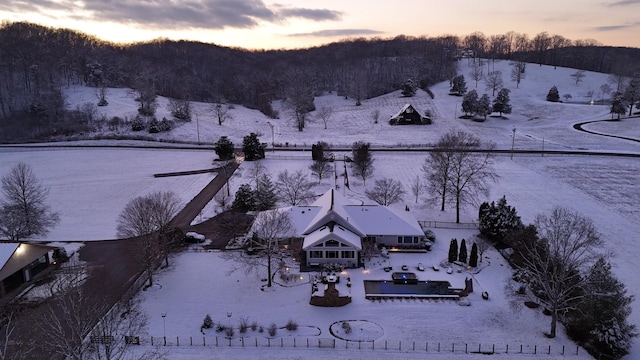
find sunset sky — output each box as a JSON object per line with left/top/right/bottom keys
{"left": 1, "top": 0, "right": 639, "bottom": 49}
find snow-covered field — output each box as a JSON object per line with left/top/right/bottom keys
{"left": 2, "top": 59, "right": 640, "bottom": 359}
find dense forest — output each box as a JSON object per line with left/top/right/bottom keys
{"left": 1, "top": 22, "right": 639, "bottom": 142}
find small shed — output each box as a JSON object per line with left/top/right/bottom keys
{"left": 389, "top": 104, "right": 431, "bottom": 125}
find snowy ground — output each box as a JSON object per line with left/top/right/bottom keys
{"left": 2, "top": 59, "right": 640, "bottom": 358}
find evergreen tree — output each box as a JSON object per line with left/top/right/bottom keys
{"left": 231, "top": 184, "right": 255, "bottom": 212}
{"left": 478, "top": 196, "right": 523, "bottom": 242}
{"left": 568, "top": 258, "right": 637, "bottom": 359}
{"left": 254, "top": 174, "right": 277, "bottom": 211}
{"left": 546, "top": 85, "right": 560, "bottom": 102}
{"left": 476, "top": 94, "right": 492, "bottom": 120}
{"left": 351, "top": 141, "right": 375, "bottom": 186}
{"left": 214, "top": 136, "right": 235, "bottom": 160}
{"left": 610, "top": 91, "right": 627, "bottom": 120}
{"left": 461, "top": 90, "right": 478, "bottom": 116}
{"left": 492, "top": 88, "right": 512, "bottom": 117}
{"left": 448, "top": 238, "right": 458, "bottom": 263}
{"left": 469, "top": 242, "right": 478, "bottom": 267}
{"left": 242, "top": 132, "right": 265, "bottom": 161}
{"left": 458, "top": 238, "right": 468, "bottom": 263}
{"left": 450, "top": 75, "right": 467, "bottom": 95}
{"left": 401, "top": 78, "right": 416, "bottom": 97}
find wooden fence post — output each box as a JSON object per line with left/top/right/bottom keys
{"left": 176, "top": 337, "right": 179, "bottom": 346}
{"left": 190, "top": 336, "right": 192, "bottom": 346}
{"left": 506, "top": 344, "right": 508, "bottom": 353}
{"left": 534, "top": 345, "right": 537, "bottom": 354}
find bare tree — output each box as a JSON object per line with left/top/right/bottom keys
{"left": 365, "top": 178, "right": 406, "bottom": 206}
{"left": 447, "top": 131, "right": 497, "bottom": 223}
{"left": 570, "top": 70, "right": 586, "bottom": 85}
{"left": 284, "top": 72, "right": 314, "bottom": 131}
{"left": 147, "top": 191, "right": 182, "bottom": 268}
{"left": 246, "top": 162, "right": 266, "bottom": 188}
{"left": 422, "top": 134, "right": 456, "bottom": 211}
{"left": 469, "top": 60, "right": 484, "bottom": 88}
{"left": 212, "top": 103, "right": 232, "bottom": 125}
{"left": 87, "top": 299, "right": 159, "bottom": 360}
{"left": 371, "top": 109, "right": 380, "bottom": 124}
{"left": 484, "top": 70, "right": 503, "bottom": 96}
{"left": 510, "top": 61, "right": 526, "bottom": 88}
{"left": 167, "top": 98, "right": 192, "bottom": 121}
{"left": 518, "top": 207, "right": 603, "bottom": 338}
{"left": 214, "top": 190, "right": 231, "bottom": 210}
{"left": 95, "top": 84, "right": 108, "bottom": 106}
{"left": 316, "top": 106, "right": 333, "bottom": 130}
{"left": 410, "top": 175, "right": 425, "bottom": 204}
{"left": 224, "top": 209, "right": 294, "bottom": 287}
{"left": 36, "top": 267, "right": 104, "bottom": 360}
{"left": 0, "top": 163, "right": 59, "bottom": 241}
{"left": 473, "top": 235, "right": 490, "bottom": 263}
{"left": 36, "top": 266, "right": 158, "bottom": 360}
{"left": 309, "top": 160, "right": 334, "bottom": 184}
{"left": 0, "top": 308, "right": 34, "bottom": 360}
{"left": 275, "top": 169, "right": 315, "bottom": 206}
{"left": 116, "top": 195, "right": 158, "bottom": 287}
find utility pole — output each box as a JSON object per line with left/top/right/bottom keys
{"left": 510, "top": 128, "right": 516, "bottom": 159}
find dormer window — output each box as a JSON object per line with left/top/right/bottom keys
{"left": 325, "top": 240, "right": 340, "bottom": 247}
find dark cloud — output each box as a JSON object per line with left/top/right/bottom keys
{"left": 288, "top": 29, "right": 384, "bottom": 37}
{"left": 277, "top": 8, "right": 342, "bottom": 21}
{"left": 608, "top": 0, "right": 640, "bottom": 6}
{"left": 0, "top": 0, "right": 342, "bottom": 30}
{"left": 593, "top": 21, "right": 640, "bottom": 31}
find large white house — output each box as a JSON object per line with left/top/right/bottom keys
{"left": 253, "top": 189, "right": 425, "bottom": 268}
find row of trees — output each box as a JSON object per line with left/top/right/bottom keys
{"left": 5, "top": 22, "right": 640, "bottom": 141}
{"left": 479, "top": 197, "right": 636, "bottom": 358}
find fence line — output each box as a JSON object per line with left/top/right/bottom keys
{"left": 419, "top": 221, "right": 478, "bottom": 230}
{"left": 131, "top": 335, "right": 582, "bottom": 356}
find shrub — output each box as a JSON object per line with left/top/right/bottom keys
{"left": 341, "top": 321, "right": 352, "bottom": 334}
{"left": 131, "top": 116, "right": 145, "bottom": 131}
{"left": 148, "top": 117, "right": 159, "bottom": 133}
{"left": 159, "top": 117, "right": 173, "bottom": 132}
{"left": 268, "top": 323, "right": 277, "bottom": 337}
{"left": 239, "top": 317, "right": 249, "bottom": 333}
{"left": 202, "top": 314, "right": 213, "bottom": 329}
{"left": 259, "top": 326, "right": 264, "bottom": 333}
{"left": 225, "top": 327, "right": 234, "bottom": 338}
{"left": 251, "top": 321, "right": 258, "bottom": 331}
{"left": 285, "top": 320, "right": 298, "bottom": 331}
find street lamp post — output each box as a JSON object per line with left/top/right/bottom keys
{"left": 511, "top": 128, "right": 516, "bottom": 160}
{"left": 161, "top": 312, "right": 167, "bottom": 345}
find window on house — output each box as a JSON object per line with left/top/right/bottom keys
{"left": 309, "top": 251, "right": 323, "bottom": 258}
{"left": 403, "top": 236, "right": 413, "bottom": 244}
{"left": 341, "top": 251, "right": 354, "bottom": 258}
{"left": 397, "top": 236, "right": 403, "bottom": 244}
{"left": 326, "top": 251, "right": 338, "bottom": 258}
